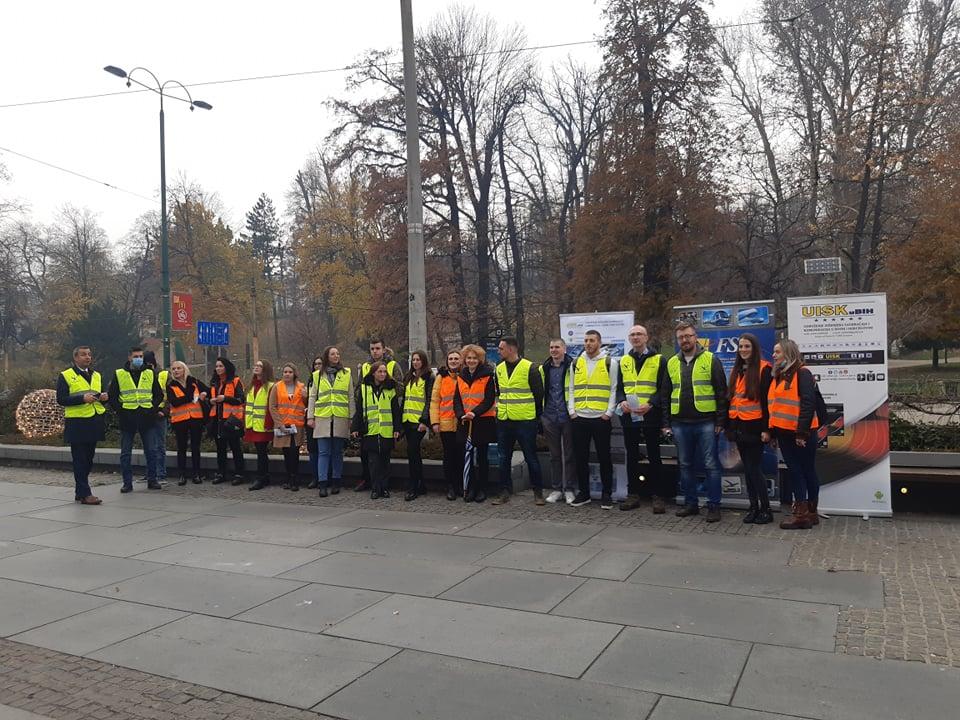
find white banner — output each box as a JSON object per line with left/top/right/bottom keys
{"left": 559, "top": 311, "right": 634, "bottom": 358}
{"left": 787, "top": 293, "right": 891, "bottom": 516}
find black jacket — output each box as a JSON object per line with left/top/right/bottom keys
{"left": 727, "top": 363, "right": 773, "bottom": 443}
{"left": 404, "top": 371, "right": 435, "bottom": 426}
{"left": 353, "top": 376, "right": 403, "bottom": 436}
{"left": 453, "top": 363, "right": 497, "bottom": 420}
{"left": 615, "top": 348, "right": 667, "bottom": 427}
{"left": 56, "top": 365, "right": 107, "bottom": 444}
{"left": 167, "top": 377, "right": 209, "bottom": 413}
{"left": 771, "top": 366, "right": 819, "bottom": 439}
{"left": 107, "top": 362, "right": 164, "bottom": 432}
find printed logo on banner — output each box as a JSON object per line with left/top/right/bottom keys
{"left": 674, "top": 309, "right": 700, "bottom": 326}
{"left": 701, "top": 309, "right": 732, "bottom": 327}
{"left": 736, "top": 306, "right": 769, "bottom": 326}
{"left": 800, "top": 304, "right": 875, "bottom": 317}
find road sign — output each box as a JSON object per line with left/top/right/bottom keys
{"left": 804, "top": 257, "right": 842, "bottom": 274}
{"left": 172, "top": 292, "right": 193, "bottom": 330}
{"left": 197, "top": 321, "right": 230, "bottom": 346}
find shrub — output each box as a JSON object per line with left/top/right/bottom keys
{"left": 889, "top": 414, "right": 960, "bottom": 452}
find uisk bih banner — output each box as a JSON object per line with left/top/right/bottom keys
{"left": 787, "top": 293, "right": 891, "bottom": 516}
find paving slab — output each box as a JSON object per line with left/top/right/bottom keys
{"left": 0, "top": 516, "right": 76, "bottom": 541}
{"left": 90, "top": 564, "right": 305, "bottom": 617}
{"left": 0, "top": 579, "right": 110, "bottom": 637}
{"left": 629, "top": 555, "right": 884, "bottom": 607}
{"left": 455, "top": 517, "right": 523, "bottom": 538}
{"left": 132, "top": 536, "right": 331, "bottom": 577}
{"left": 314, "top": 508, "right": 476, "bottom": 534}
{"left": 90, "top": 614, "right": 398, "bottom": 709}
{"left": 317, "top": 528, "right": 506, "bottom": 563}
{"left": 0, "top": 541, "right": 42, "bottom": 560}
{"left": 280, "top": 551, "right": 480, "bottom": 597}
{"left": 0, "top": 498, "right": 72, "bottom": 516}
{"left": 439, "top": 567, "right": 586, "bottom": 612}
{"left": 0, "top": 482, "right": 75, "bottom": 500}
{"left": 106, "top": 491, "right": 241, "bottom": 515}
{"left": 553, "top": 579, "right": 837, "bottom": 651}
{"left": 23, "top": 505, "right": 173, "bottom": 528}
{"left": 209, "top": 500, "right": 349, "bottom": 523}
{"left": 583, "top": 626, "right": 751, "bottom": 703}
{"left": 0, "top": 703, "right": 56, "bottom": 720}
{"left": 119, "top": 512, "right": 199, "bottom": 531}
{"left": 478, "top": 541, "right": 600, "bottom": 574}
{"left": 0, "top": 548, "right": 162, "bottom": 592}
{"left": 235, "top": 583, "right": 390, "bottom": 632}
{"left": 584, "top": 526, "right": 793, "bottom": 566}
{"left": 327, "top": 595, "right": 621, "bottom": 677}
{"left": 733, "top": 643, "right": 960, "bottom": 720}
{"left": 160, "top": 515, "right": 354, "bottom": 547}
{"left": 317, "top": 649, "right": 658, "bottom": 720}
{"left": 11, "top": 601, "right": 187, "bottom": 656}
{"left": 20, "top": 525, "right": 188, "bottom": 558}
{"left": 650, "top": 697, "right": 796, "bottom": 720}
{"left": 494, "top": 519, "right": 604, "bottom": 546}
{"left": 573, "top": 550, "right": 651, "bottom": 581}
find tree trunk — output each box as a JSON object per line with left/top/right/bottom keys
{"left": 498, "top": 134, "right": 524, "bottom": 350}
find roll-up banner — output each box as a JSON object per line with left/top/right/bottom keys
{"left": 672, "top": 301, "right": 780, "bottom": 507}
{"left": 786, "top": 293, "right": 892, "bottom": 517}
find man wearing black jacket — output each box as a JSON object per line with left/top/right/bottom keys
{"left": 540, "top": 340, "right": 575, "bottom": 504}
{"left": 616, "top": 325, "right": 669, "bottom": 513}
{"left": 56, "top": 345, "right": 107, "bottom": 505}
{"left": 108, "top": 346, "right": 164, "bottom": 493}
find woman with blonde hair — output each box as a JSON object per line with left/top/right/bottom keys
{"left": 455, "top": 344, "right": 497, "bottom": 503}
{"left": 269, "top": 362, "right": 308, "bottom": 491}
{"left": 166, "top": 360, "right": 208, "bottom": 485}
{"left": 430, "top": 348, "right": 463, "bottom": 501}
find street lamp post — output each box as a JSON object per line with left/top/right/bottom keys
{"left": 103, "top": 65, "right": 212, "bottom": 368}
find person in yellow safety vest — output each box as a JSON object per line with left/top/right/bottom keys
{"left": 355, "top": 338, "right": 404, "bottom": 492}
{"left": 108, "top": 346, "right": 164, "bottom": 493}
{"left": 661, "top": 322, "right": 729, "bottom": 523}
{"left": 56, "top": 345, "right": 108, "bottom": 505}
{"left": 308, "top": 346, "right": 355, "bottom": 497}
{"left": 615, "top": 325, "right": 668, "bottom": 514}
{"left": 402, "top": 350, "right": 435, "bottom": 502}
{"left": 567, "top": 330, "right": 619, "bottom": 509}
{"left": 491, "top": 336, "right": 545, "bottom": 506}
{"left": 244, "top": 360, "right": 275, "bottom": 491}
{"left": 143, "top": 351, "right": 169, "bottom": 486}
{"left": 352, "top": 361, "right": 402, "bottom": 499}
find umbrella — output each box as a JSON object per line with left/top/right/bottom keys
{"left": 463, "top": 420, "right": 475, "bottom": 493}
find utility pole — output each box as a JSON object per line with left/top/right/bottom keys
{"left": 400, "top": 0, "right": 428, "bottom": 360}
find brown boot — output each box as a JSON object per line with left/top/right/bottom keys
{"left": 807, "top": 499, "right": 820, "bottom": 526}
{"left": 780, "top": 501, "right": 812, "bottom": 530}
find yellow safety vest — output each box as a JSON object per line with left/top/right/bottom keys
{"left": 115, "top": 368, "right": 154, "bottom": 410}
{"left": 157, "top": 369, "right": 169, "bottom": 408}
{"left": 362, "top": 359, "right": 397, "bottom": 379}
{"left": 362, "top": 384, "right": 396, "bottom": 439}
{"left": 61, "top": 368, "right": 105, "bottom": 418}
{"left": 496, "top": 359, "right": 537, "bottom": 421}
{"left": 573, "top": 355, "right": 611, "bottom": 412}
{"left": 403, "top": 377, "right": 428, "bottom": 424}
{"left": 619, "top": 353, "right": 661, "bottom": 404}
{"left": 667, "top": 351, "right": 717, "bottom": 414}
{"left": 245, "top": 381, "right": 273, "bottom": 431}
{"left": 313, "top": 369, "right": 352, "bottom": 418}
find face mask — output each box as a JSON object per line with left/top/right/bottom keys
{"left": 131, "top": 357, "right": 144, "bottom": 369}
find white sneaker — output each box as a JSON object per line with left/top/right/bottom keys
{"left": 564, "top": 491, "right": 576, "bottom": 505}
{"left": 545, "top": 491, "right": 563, "bottom": 504}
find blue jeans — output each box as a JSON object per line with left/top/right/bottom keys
{"left": 497, "top": 420, "right": 542, "bottom": 493}
{"left": 153, "top": 417, "right": 168, "bottom": 480}
{"left": 317, "top": 437, "right": 346, "bottom": 487}
{"left": 672, "top": 421, "right": 721, "bottom": 507}
{"left": 778, "top": 436, "right": 820, "bottom": 503}
{"left": 120, "top": 425, "right": 159, "bottom": 486}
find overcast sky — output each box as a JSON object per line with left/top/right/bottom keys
{"left": 0, "top": 0, "right": 750, "bottom": 243}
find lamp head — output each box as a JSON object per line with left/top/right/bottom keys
{"left": 193, "top": 100, "right": 213, "bottom": 111}
{"left": 103, "top": 65, "right": 127, "bottom": 79}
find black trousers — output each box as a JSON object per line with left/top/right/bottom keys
{"left": 70, "top": 442, "right": 96, "bottom": 499}
{"left": 572, "top": 416, "right": 613, "bottom": 497}
{"left": 216, "top": 435, "right": 245, "bottom": 475}
{"left": 363, "top": 438, "right": 392, "bottom": 492}
{"left": 173, "top": 419, "right": 203, "bottom": 477}
{"left": 440, "top": 431, "right": 462, "bottom": 490}
{"left": 737, "top": 440, "right": 769, "bottom": 509}
{"left": 404, "top": 422, "right": 426, "bottom": 492}
{"left": 281, "top": 445, "right": 301, "bottom": 477}
{"left": 622, "top": 422, "right": 668, "bottom": 498}
{"left": 254, "top": 441, "right": 270, "bottom": 478}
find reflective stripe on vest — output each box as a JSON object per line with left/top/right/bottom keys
{"left": 403, "top": 377, "right": 427, "bottom": 423}
{"left": 313, "top": 369, "right": 351, "bottom": 418}
{"left": 275, "top": 381, "right": 306, "bottom": 427}
{"left": 210, "top": 377, "right": 244, "bottom": 420}
{"left": 767, "top": 371, "right": 820, "bottom": 432}
{"left": 619, "top": 354, "right": 661, "bottom": 404}
{"left": 169, "top": 383, "right": 203, "bottom": 423}
{"left": 437, "top": 374, "right": 457, "bottom": 420}
{"left": 667, "top": 351, "right": 717, "bottom": 414}
{"left": 573, "top": 356, "right": 611, "bottom": 412}
{"left": 729, "top": 360, "right": 771, "bottom": 421}
{"left": 115, "top": 368, "right": 154, "bottom": 410}
{"left": 363, "top": 384, "right": 396, "bottom": 438}
{"left": 61, "top": 368, "right": 105, "bottom": 418}
{"left": 496, "top": 359, "right": 536, "bottom": 421}
{"left": 157, "top": 370, "right": 169, "bottom": 408}
{"left": 245, "top": 382, "right": 273, "bottom": 431}
{"left": 457, "top": 375, "right": 496, "bottom": 417}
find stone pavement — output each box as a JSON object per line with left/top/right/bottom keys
{"left": 0, "top": 466, "right": 957, "bottom": 720}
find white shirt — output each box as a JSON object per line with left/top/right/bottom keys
{"left": 567, "top": 352, "right": 619, "bottom": 418}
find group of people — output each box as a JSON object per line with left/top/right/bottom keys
{"left": 57, "top": 324, "right": 823, "bottom": 530}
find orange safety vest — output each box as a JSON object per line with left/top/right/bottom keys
{"left": 274, "top": 381, "right": 306, "bottom": 427}
{"left": 169, "top": 383, "right": 203, "bottom": 424}
{"left": 457, "top": 375, "right": 496, "bottom": 418}
{"left": 437, "top": 374, "right": 458, "bottom": 421}
{"left": 729, "top": 360, "right": 771, "bottom": 421}
{"left": 767, "top": 368, "right": 819, "bottom": 432}
{"left": 210, "top": 377, "right": 244, "bottom": 421}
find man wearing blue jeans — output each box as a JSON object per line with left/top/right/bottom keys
{"left": 108, "top": 346, "right": 164, "bottom": 492}
{"left": 492, "top": 337, "right": 545, "bottom": 506}
{"left": 662, "top": 322, "right": 728, "bottom": 522}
